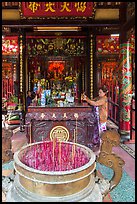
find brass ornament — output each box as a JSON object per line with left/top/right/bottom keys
{"left": 50, "top": 125, "right": 69, "bottom": 141}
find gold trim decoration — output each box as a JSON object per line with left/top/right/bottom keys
{"left": 50, "top": 126, "right": 69, "bottom": 142}
{"left": 90, "top": 35, "right": 93, "bottom": 98}
{"left": 19, "top": 35, "right": 23, "bottom": 93}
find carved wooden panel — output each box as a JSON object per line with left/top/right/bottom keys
{"left": 25, "top": 105, "right": 99, "bottom": 147}
{"left": 2, "top": 129, "right": 13, "bottom": 163}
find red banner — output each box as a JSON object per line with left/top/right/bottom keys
{"left": 21, "top": 2, "right": 94, "bottom": 17}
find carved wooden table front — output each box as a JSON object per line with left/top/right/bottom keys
{"left": 25, "top": 104, "right": 100, "bottom": 148}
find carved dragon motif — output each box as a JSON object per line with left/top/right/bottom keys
{"left": 97, "top": 130, "right": 125, "bottom": 193}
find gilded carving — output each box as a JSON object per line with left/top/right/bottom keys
{"left": 28, "top": 2, "right": 40, "bottom": 13}
{"left": 50, "top": 126, "right": 69, "bottom": 141}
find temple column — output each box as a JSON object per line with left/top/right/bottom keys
{"left": 119, "top": 41, "right": 132, "bottom": 137}
{"left": 19, "top": 29, "right": 26, "bottom": 111}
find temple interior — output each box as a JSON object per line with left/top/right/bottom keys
{"left": 2, "top": 2, "right": 135, "bottom": 202}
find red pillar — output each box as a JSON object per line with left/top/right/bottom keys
{"left": 125, "top": 98, "right": 135, "bottom": 144}
{"left": 119, "top": 41, "right": 132, "bottom": 135}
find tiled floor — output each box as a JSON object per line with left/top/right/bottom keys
{"left": 126, "top": 143, "right": 135, "bottom": 151}
{"left": 113, "top": 145, "right": 135, "bottom": 181}
{"left": 97, "top": 161, "right": 135, "bottom": 202}
{"left": 96, "top": 132, "right": 135, "bottom": 202}
{"left": 106, "top": 119, "right": 135, "bottom": 182}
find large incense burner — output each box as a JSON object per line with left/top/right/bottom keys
{"left": 9, "top": 141, "right": 99, "bottom": 202}
{"left": 7, "top": 130, "right": 125, "bottom": 202}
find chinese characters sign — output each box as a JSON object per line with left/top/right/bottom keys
{"left": 20, "top": 2, "right": 94, "bottom": 18}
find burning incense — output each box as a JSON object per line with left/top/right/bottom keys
{"left": 59, "top": 140, "right": 62, "bottom": 168}
{"left": 30, "top": 123, "right": 32, "bottom": 143}
{"left": 52, "top": 137, "right": 56, "bottom": 170}
{"left": 72, "top": 129, "right": 76, "bottom": 163}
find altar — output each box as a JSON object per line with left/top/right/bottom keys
{"left": 25, "top": 104, "right": 100, "bottom": 150}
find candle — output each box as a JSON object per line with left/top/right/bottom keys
{"left": 75, "top": 120, "right": 78, "bottom": 143}
{"left": 74, "top": 129, "right": 76, "bottom": 143}
{"left": 72, "top": 145, "right": 75, "bottom": 166}
{"left": 72, "top": 129, "right": 76, "bottom": 163}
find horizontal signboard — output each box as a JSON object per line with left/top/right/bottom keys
{"left": 20, "top": 2, "right": 94, "bottom": 18}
